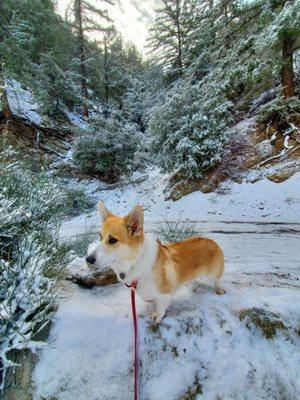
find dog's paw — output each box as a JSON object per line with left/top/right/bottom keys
{"left": 150, "top": 312, "right": 165, "bottom": 325}
{"left": 215, "top": 287, "right": 226, "bottom": 295}
{"left": 150, "top": 311, "right": 158, "bottom": 323}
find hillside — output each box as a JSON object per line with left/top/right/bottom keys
{"left": 1, "top": 1, "right": 300, "bottom": 400}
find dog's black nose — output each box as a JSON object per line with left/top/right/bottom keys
{"left": 86, "top": 255, "right": 96, "bottom": 265}
{"left": 119, "top": 272, "right": 125, "bottom": 280}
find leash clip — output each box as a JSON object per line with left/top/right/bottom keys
{"left": 126, "top": 280, "right": 138, "bottom": 290}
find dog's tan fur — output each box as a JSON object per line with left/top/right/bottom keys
{"left": 153, "top": 237, "right": 225, "bottom": 294}
{"left": 87, "top": 202, "right": 226, "bottom": 323}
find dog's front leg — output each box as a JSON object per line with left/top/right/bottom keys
{"left": 151, "top": 294, "right": 173, "bottom": 324}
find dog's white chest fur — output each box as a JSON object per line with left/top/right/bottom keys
{"left": 137, "top": 277, "right": 157, "bottom": 301}
{"left": 127, "top": 234, "right": 160, "bottom": 301}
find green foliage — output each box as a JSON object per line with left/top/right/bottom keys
{"left": 146, "top": 0, "right": 300, "bottom": 178}
{"left": 0, "top": 149, "right": 66, "bottom": 240}
{"left": 32, "top": 53, "right": 82, "bottom": 116}
{"left": 258, "top": 96, "right": 300, "bottom": 125}
{"left": 149, "top": 79, "right": 233, "bottom": 178}
{"left": 67, "top": 223, "right": 97, "bottom": 258}
{"left": 148, "top": 0, "right": 203, "bottom": 77}
{"left": 0, "top": 149, "right": 72, "bottom": 378}
{"left": 0, "top": 0, "right": 74, "bottom": 83}
{"left": 61, "top": 182, "right": 94, "bottom": 217}
{"left": 73, "top": 115, "right": 138, "bottom": 181}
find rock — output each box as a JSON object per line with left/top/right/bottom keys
{"left": 1, "top": 323, "right": 51, "bottom": 400}
{"left": 267, "top": 170, "right": 295, "bottom": 183}
{"left": 200, "top": 181, "right": 217, "bottom": 193}
{"left": 68, "top": 267, "right": 118, "bottom": 288}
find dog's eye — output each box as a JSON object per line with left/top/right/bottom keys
{"left": 98, "top": 233, "right": 102, "bottom": 240}
{"left": 108, "top": 237, "right": 118, "bottom": 244}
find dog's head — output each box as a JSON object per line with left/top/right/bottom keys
{"left": 86, "top": 201, "right": 144, "bottom": 282}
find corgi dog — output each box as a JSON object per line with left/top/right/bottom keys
{"left": 86, "top": 202, "right": 226, "bottom": 324}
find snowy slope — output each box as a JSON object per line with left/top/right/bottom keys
{"left": 33, "top": 170, "right": 300, "bottom": 400}
{"left": 60, "top": 167, "right": 300, "bottom": 240}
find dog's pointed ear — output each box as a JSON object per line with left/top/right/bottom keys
{"left": 97, "top": 201, "right": 111, "bottom": 222}
{"left": 126, "top": 205, "right": 144, "bottom": 236}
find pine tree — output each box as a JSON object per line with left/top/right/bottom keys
{"left": 71, "top": 0, "right": 113, "bottom": 117}
{"left": 0, "top": 0, "right": 77, "bottom": 104}
{"left": 90, "top": 29, "right": 143, "bottom": 111}
{"left": 148, "top": 0, "right": 202, "bottom": 79}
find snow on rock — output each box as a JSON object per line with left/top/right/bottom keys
{"left": 64, "top": 109, "right": 88, "bottom": 130}
{"left": 4, "top": 79, "right": 43, "bottom": 125}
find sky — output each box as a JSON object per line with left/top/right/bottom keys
{"left": 56, "top": 0, "right": 161, "bottom": 52}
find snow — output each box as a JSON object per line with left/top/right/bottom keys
{"left": 5, "top": 79, "right": 43, "bottom": 125}
{"left": 33, "top": 169, "right": 300, "bottom": 400}
{"left": 60, "top": 167, "right": 300, "bottom": 240}
{"left": 64, "top": 109, "right": 87, "bottom": 130}
{"left": 226, "top": 117, "right": 256, "bottom": 139}
{"left": 33, "top": 231, "right": 300, "bottom": 400}
{"left": 4, "top": 79, "right": 88, "bottom": 130}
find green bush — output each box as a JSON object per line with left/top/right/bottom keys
{"left": 158, "top": 221, "right": 198, "bottom": 243}
{"left": 60, "top": 182, "right": 94, "bottom": 217}
{"left": 73, "top": 115, "right": 137, "bottom": 182}
{"left": 0, "top": 149, "right": 71, "bottom": 381}
{"left": 258, "top": 96, "right": 300, "bottom": 125}
{"left": 148, "top": 79, "right": 233, "bottom": 178}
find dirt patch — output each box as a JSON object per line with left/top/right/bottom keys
{"left": 180, "top": 375, "right": 203, "bottom": 400}
{"left": 237, "top": 307, "right": 287, "bottom": 339}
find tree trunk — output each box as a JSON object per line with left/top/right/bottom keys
{"left": 75, "top": 0, "right": 89, "bottom": 117}
{"left": 175, "top": 0, "right": 183, "bottom": 74}
{"left": 281, "top": 34, "right": 295, "bottom": 98}
{"left": 104, "top": 37, "right": 109, "bottom": 104}
{"left": 223, "top": 0, "right": 230, "bottom": 52}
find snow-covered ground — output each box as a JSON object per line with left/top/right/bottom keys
{"left": 33, "top": 170, "right": 300, "bottom": 400}
{"left": 60, "top": 166, "right": 300, "bottom": 240}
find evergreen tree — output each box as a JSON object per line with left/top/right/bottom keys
{"left": 71, "top": 0, "right": 113, "bottom": 116}
{"left": 34, "top": 53, "right": 83, "bottom": 116}
{"left": 148, "top": 0, "right": 202, "bottom": 79}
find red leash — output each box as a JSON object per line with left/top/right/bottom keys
{"left": 126, "top": 280, "right": 138, "bottom": 400}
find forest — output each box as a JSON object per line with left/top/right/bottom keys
{"left": 1, "top": 0, "right": 299, "bottom": 179}
{"left": 0, "top": 1, "right": 300, "bottom": 399}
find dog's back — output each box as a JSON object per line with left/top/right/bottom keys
{"left": 166, "top": 236, "right": 225, "bottom": 285}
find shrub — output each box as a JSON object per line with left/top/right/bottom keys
{"left": 73, "top": 115, "right": 137, "bottom": 182}
{"left": 258, "top": 96, "right": 300, "bottom": 125}
{"left": 0, "top": 149, "right": 71, "bottom": 384}
{"left": 148, "top": 79, "right": 233, "bottom": 178}
{"left": 159, "top": 221, "right": 198, "bottom": 243}
{"left": 60, "top": 182, "right": 94, "bottom": 217}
